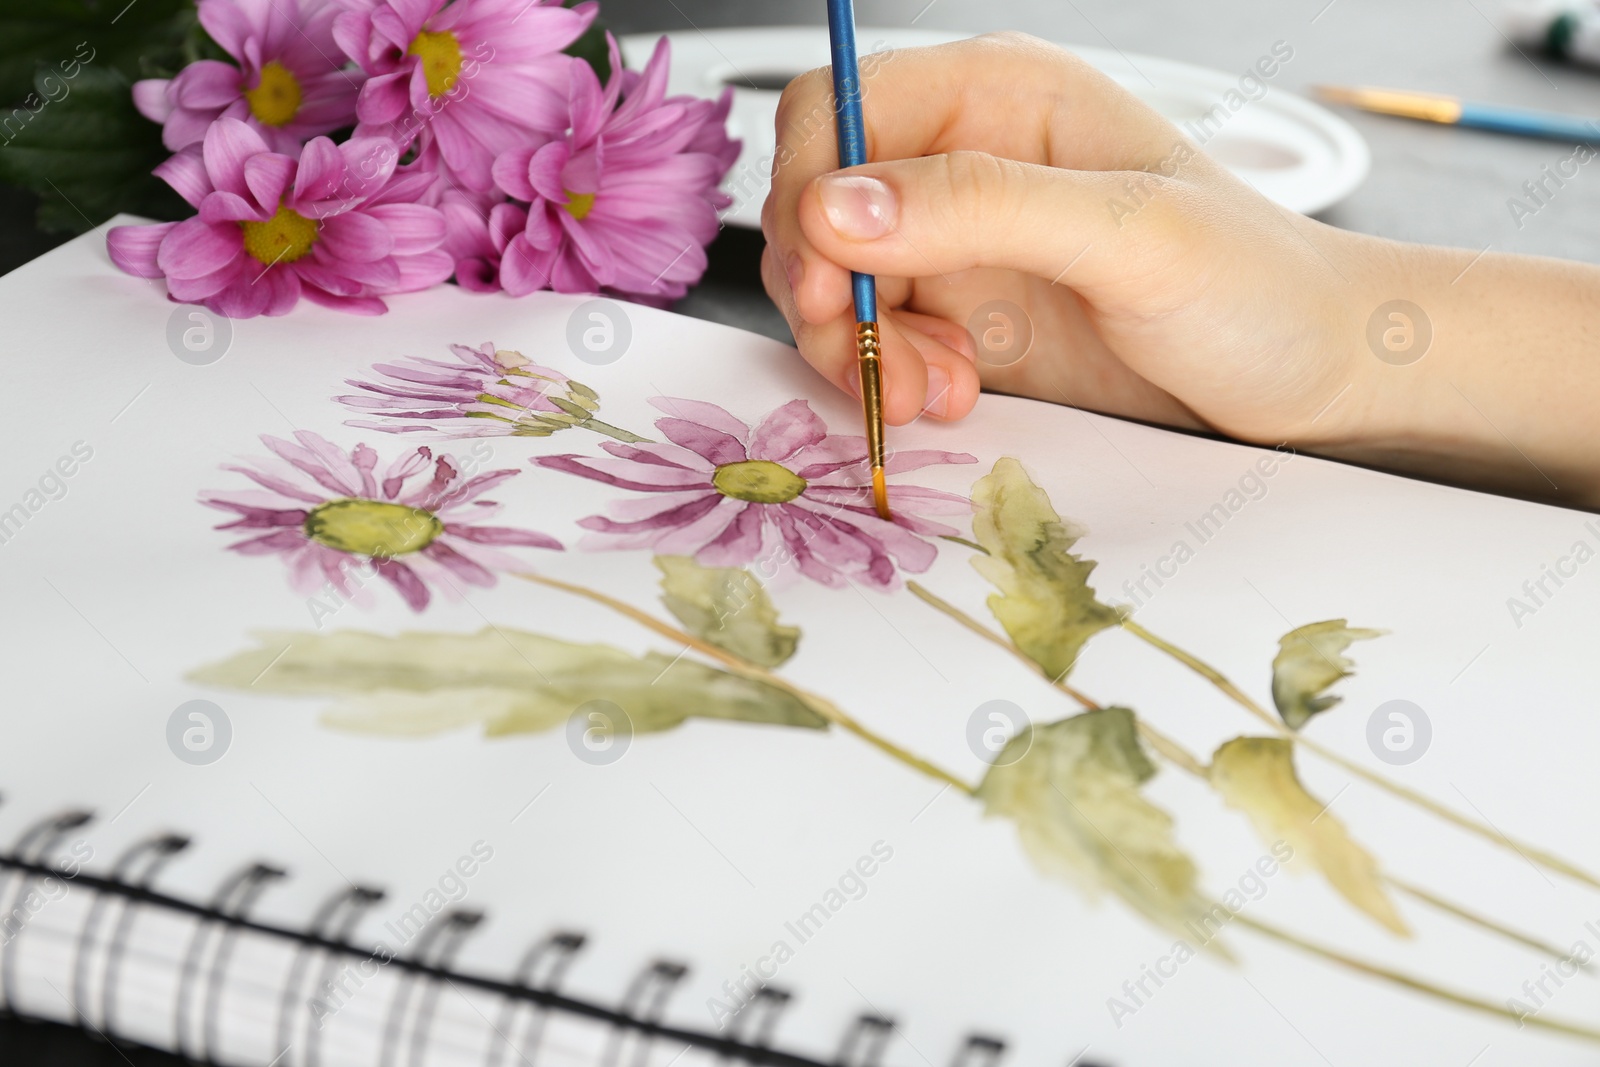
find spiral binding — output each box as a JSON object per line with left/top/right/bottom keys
{"left": 0, "top": 808, "right": 1064, "bottom": 1067}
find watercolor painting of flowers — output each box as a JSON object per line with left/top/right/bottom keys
{"left": 534, "top": 397, "right": 977, "bottom": 589}
{"left": 339, "top": 341, "right": 644, "bottom": 441}
{"left": 186, "top": 343, "right": 1600, "bottom": 1046}
{"left": 202, "top": 430, "right": 561, "bottom": 610}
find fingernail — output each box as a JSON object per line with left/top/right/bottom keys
{"left": 845, "top": 372, "right": 861, "bottom": 400}
{"left": 924, "top": 365, "right": 951, "bottom": 418}
{"left": 785, "top": 252, "right": 804, "bottom": 292}
{"left": 818, "top": 175, "right": 896, "bottom": 239}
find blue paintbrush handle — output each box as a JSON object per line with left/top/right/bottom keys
{"left": 1459, "top": 102, "right": 1600, "bottom": 143}
{"left": 826, "top": 0, "right": 877, "bottom": 323}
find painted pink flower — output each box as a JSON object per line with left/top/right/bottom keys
{"left": 491, "top": 36, "right": 739, "bottom": 301}
{"left": 133, "top": 0, "right": 362, "bottom": 154}
{"left": 533, "top": 398, "right": 976, "bottom": 589}
{"left": 202, "top": 431, "right": 561, "bottom": 611}
{"left": 338, "top": 340, "right": 641, "bottom": 441}
{"left": 106, "top": 118, "right": 452, "bottom": 317}
{"left": 334, "top": 0, "right": 597, "bottom": 191}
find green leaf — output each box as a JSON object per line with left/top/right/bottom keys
{"left": 657, "top": 556, "right": 800, "bottom": 669}
{"left": 977, "top": 707, "right": 1222, "bottom": 948}
{"left": 1209, "top": 737, "right": 1409, "bottom": 935}
{"left": 970, "top": 457, "right": 1123, "bottom": 681}
{"left": 0, "top": 0, "right": 199, "bottom": 105}
{"left": 0, "top": 65, "right": 188, "bottom": 233}
{"left": 1270, "top": 619, "right": 1385, "bottom": 730}
{"left": 189, "top": 628, "right": 827, "bottom": 737}
{"left": 563, "top": 0, "right": 610, "bottom": 83}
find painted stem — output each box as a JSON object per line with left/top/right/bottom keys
{"left": 907, "top": 580, "right": 1211, "bottom": 776}
{"left": 905, "top": 582, "right": 1098, "bottom": 708}
{"left": 1120, "top": 618, "right": 1600, "bottom": 892}
{"left": 911, "top": 584, "right": 1588, "bottom": 973}
{"left": 512, "top": 571, "right": 976, "bottom": 796}
{"left": 1235, "top": 914, "right": 1600, "bottom": 1043}
{"left": 1384, "top": 877, "right": 1594, "bottom": 973}
{"left": 579, "top": 418, "right": 649, "bottom": 443}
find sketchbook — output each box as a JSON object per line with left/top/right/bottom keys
{"left": 3, "top": 222, "right": 1600, "bottom": 1067}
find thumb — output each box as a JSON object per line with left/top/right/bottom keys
{"left": 797, "top": 151, "right": 1204, "bottom": 294}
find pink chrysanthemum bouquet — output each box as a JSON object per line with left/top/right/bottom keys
{"left": 108, "top": 0, "right": 738, "bottom": 318}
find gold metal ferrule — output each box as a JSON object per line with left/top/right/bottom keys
{"left": 855, "top": 321, "right": 886, "bottom": 470}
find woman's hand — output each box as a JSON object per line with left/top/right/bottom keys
{"left": 760, "top": 32, "right": 1375, "bottom": 446}
{"left": 762, "top": 32, "right": 1600, "bottom": 507}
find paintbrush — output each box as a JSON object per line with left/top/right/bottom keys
{"left": 825, "top": 0, "right": 892, "bottom": 521}
{"left": 1317, "top": 84, "right": 1600, "bottom": 144}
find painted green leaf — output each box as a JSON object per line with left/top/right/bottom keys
{"left": 189, "top": 628, "right": 826, "bottom": 736}
{"left": 657, "top": 556, "right": 800, "bottom": 669}
{"left": 977, "top": 707, "right": 1223, "bottom": 950}
{"left": 969, "top": 458, "right": 1123, "bottom": 682}
{"left": 1210, "top": 737, "right": 1409, "bottom": 936}
{"left": 1271, "top": 619, "right": 1385, "bottom": 729}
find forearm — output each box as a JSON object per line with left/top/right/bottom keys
{"left": 1306, "top": 230, "right": 1600, "bottom": 508}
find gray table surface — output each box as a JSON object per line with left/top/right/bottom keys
{"left": 599, "top": 0, "right": 1600, "bottom": 343}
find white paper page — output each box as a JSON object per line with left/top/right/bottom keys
{"left": 3, "top": 222, "right": 1600, "bottom": 1067}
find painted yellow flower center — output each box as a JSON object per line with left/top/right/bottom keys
{"left": 409, "top": 30, "right": 464, "bottom": 97}
{"left": 304, "top": 499, "right": 444, "bottom": 557}
{"left": 712, "top": 460, "right": 807, "bottom": 504}
{"left": 564, "top": 191, "right": 596, "bottom": 221}
{"left": 240, "top": 204, "right": 319, "bottom": 266}
{"left": 244, "top": 61, "right": 302, "bottom": 126}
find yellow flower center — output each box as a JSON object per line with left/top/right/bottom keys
{"left": 244, "top": 61, "right": 302, "bottom": 127}
{"left": 409, "top": 30, "right": 464, "bottom": 97}
{"left": 564, "top": 191, "right": 596, "bottom": 221}
{"left": 712, "top": 460, "right": 808, "bottom": 504}
{"left": 303, "top": 499, "right": 444, "bottom": 557}
{"left": 239, "top": 204, "right": 319, "bottom": 266}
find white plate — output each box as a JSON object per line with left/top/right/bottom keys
{"left": 620, "top": 26, "right": 1371, "bottom": 226}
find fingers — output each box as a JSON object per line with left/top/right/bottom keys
{"left": 763, "top": 33, "right": 1184, "bottom": 333}
{"left": 796, "top": 151, "right": 1215, "bottom": 300}
{"left": 897, "top": 310, "right": 981, "bottom": 420}
{"left": 761, "top": 245, "right": 980, "bottom": 423}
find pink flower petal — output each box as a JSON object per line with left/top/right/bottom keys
{"left": 375, "top": 558, "right": 431, "bottom": 611}
{"left": 171, "top": 60, "right": 245, "bottom": 108}
{"left": 155, "top": 146, "right": 214, "bottom": 208}
{"left": 299, "top": 286, "right": 390, "bottom": 315}
{"left": 491, "top": 145, "right": 540, "bottom": 201}
{"left": 655, "top": 417, "right": 747, "bottom": 466}
{"left": 647, "top": 398, "right": 749, "bottom": 444}
{"left": 202, "top": 117, "right": 272, "bottom": 201}
{"left": 448, "top": 524, "right": 563, "bottom": 550}
{"left": 421, "top": 541, "right": 496, "bottom": 586}
{"left": 132, "top": 78, "right": 174, "bottom": 123}
{"left": 157, "top": 218, "right": 244, "bottom": 280}
{"left": 532, "top": 454, "right": 712, "bottom": 493}
{"left": 161, "top": 105, "right": 223, "bottom": 152}
{"left": 747, "top": 399, "right": 828, "bottom": 463}
{"left": 498, "top": 233, "right": 552, "bottom": 296}
{"left": 318, "top": 211, "right": 394, "bottom": 262}
{"left": 292, "top": 136, "right": 348, "bottom": 203}
{"left": 243, "top": 152, "right": 297, "bottom": 211}
{"left": 365, "top": 203, "right": 445, "bottom": 254}
{"left": 107, "top": 223, "right": 176, "bottom": 278}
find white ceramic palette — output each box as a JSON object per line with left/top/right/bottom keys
{"left": 619, "top": 26, "right": 1371, "bottom": 225}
